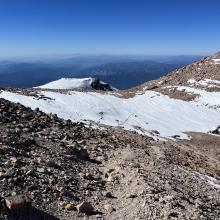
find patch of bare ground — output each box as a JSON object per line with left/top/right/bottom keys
{"left": 154, "top": 87, "right": 198, "bottom": 101}
{"left": 3, "top": 87, "right": 115, "bottom": 96}
{"left": 206, "top": 86, "right": 220, "bottom": 92}
{"left": 115, "top": 88, "right": 142, "bottom": 99}
{"left": 164, "top": 132, "right": 220, "bottom": 179}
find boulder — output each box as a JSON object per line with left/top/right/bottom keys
{"left": 5, "top": 195, "right": 30, "bottom": 211}
{"left": 76, "top": 201, "right": 94, "bottom": 215}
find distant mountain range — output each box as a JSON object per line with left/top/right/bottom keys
{"left": 0, "top": 55, "right": 202, "bottom": 89}
{"left": 75, "top": 61, "right": 187, "bottom": 89}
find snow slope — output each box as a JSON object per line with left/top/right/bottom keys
{"left": 0, "top": 88, "right": 220, "bottom": 139}
{"left": 36, "top": 77, "right": 95, "bottom": 89}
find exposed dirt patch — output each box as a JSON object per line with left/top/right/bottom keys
{"left": 155, "top": 87, "right": 198, "bottom": 101}
{"left": 164, "top": 132, "right": 220, "bottom": 179}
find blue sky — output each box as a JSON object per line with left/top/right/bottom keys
{"left": 0, "top": 0, "right": 220, "bottom": 57}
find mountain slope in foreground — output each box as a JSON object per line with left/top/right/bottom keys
{"left": 0, "top": 52, "right": 220, "bottom": 219}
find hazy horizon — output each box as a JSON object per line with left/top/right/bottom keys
{"left": 0, "top": 0, "right": 220, "bottom": 58}
{"left": 0, "top": 51, "right": 206, "bottom": 62}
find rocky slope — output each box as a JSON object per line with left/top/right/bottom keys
{"left": 0, "top": 52, "right": 220, "bottom": 219}
{"left": 0, "top": 98, "right": 220, "bottom": 220}
{"left": 137, "top": 51, "right": 220, "bottom": 97}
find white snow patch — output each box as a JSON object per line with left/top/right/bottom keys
{"left": 188, "top": 78, "right": 197, "bottom": 84}
{"left": 36, "top": 77, "right": 95, "bottom": 89}
{"left": 212, "top": 59, "right": 220, "bottom": 64}
{"left": 0, "top": 90, "right": 220, "bottom": 139}
{"left": 157, "top": 81, "right": 164, "bottom": 85}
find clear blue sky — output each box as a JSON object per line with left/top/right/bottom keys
{"left": 0, "top": 0, "right": 220, "bottom": 58}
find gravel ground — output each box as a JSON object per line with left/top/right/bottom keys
{"left": 0, "top": 98, "right": 220, "bottom": 219}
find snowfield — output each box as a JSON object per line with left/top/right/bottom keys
{"left": 212, "top": 59, "right": 220, "bottom": 64}
{"left": 0, "top": 88, "right": 220, "bottom": 139}
{"left": 36, "top": 77, "right": 96, "bottom": 89}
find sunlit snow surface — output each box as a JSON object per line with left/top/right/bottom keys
{"left": 212, "top": 59, "right": 220, "bottom": 64}
{"left": 36, "top": 77, "right": 95, "bottom": 89}
{"left": 1, "top": 88, "right": 219, "bottom": 139}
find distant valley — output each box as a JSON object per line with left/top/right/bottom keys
{"left": 0, "top": 55, "right": 202, "bottom": 89}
